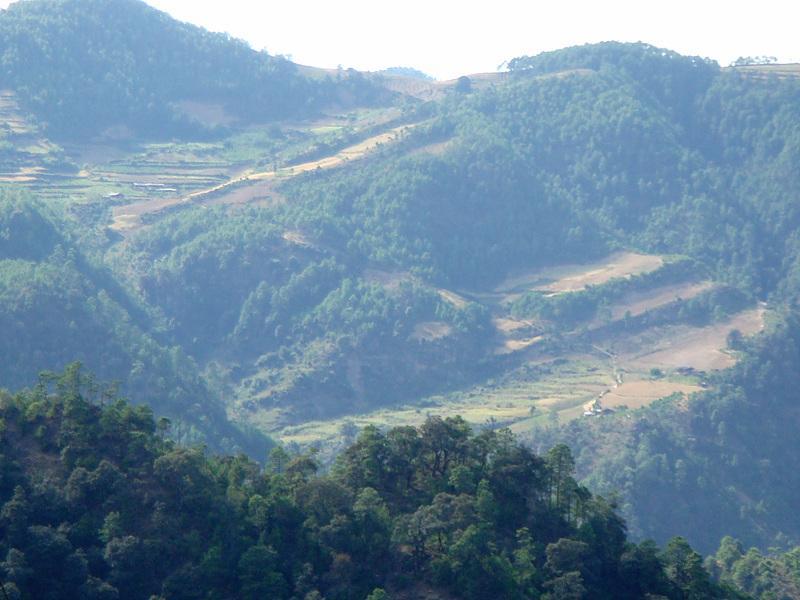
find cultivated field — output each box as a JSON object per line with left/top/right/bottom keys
{"left": 110, "top": 122, "right": 418, "bottom": 231}
{"left": 609, "top": 280, "right": 714, "bottom": 320}
{"left": 0, "top": 90, "right": 34, "bottom": 135}
{"left": 272, "top": 356, "right": 614, "bottom": 455}
{"left": 265, "top": 288, "right": 769, "bottom": 456}
{"left": 382, "top": 68, "right": 594, "bottom": 102}
{"left": 600, "top": 378, "right": 701, "bottom": 410}
{"left": 729, "top": 63, "right": 800, "bottom": 80}
{"left": 616, "top": 306, "right": 766, "bottom": 371}
{"left": 492, "top": 251, "right": 664, "bottom": 296}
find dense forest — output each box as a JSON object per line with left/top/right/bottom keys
{"left": 278, "top": 42, "right": 800, "bottom": 295}
{"left": 0, "top": 192, "right": 269, "bottom": 457}
{"left": 104, "top": 40, "right": 800, "bottom": 429}
{"left": 0, "top": 365, "right": 767, "bottom": 599}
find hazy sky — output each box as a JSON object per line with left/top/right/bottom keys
{"left": 3, "top": 0, "right": 799, "bottom": 79}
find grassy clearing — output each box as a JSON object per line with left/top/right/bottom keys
{"left": 729, "top": 63, "right": 800, "bottom": 80}
{"left": 601, "top": 377, "right": 702, "bottom": 410}
{"left": 310, "top": 125, "right": 345, "bottom": 135}
{"left": 262, "top": 302, "right": 770, "bottom": 454}
{"left": 410, "top": 321, "right": 453, "bottom": 341}
{"left": 363, "top": 268, "right": 414, "bottom": 290}
{"left": 266, "top": 356, "right": 703, "bottom": 457}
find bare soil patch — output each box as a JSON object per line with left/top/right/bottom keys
{"left": 205, "top": 179, "right": 284, "bottom": 208}
{"left": 437, "top": 289, "right": 469, "bottom": 308}
{"left": 494, "top": 251, "right": 663, "bottom": 295}
{"left": 601, "top": 378, "right": 702, "bottom": 410}
{"left": 409, "top": 139, "right": 453, "bottom": 156}
{"left": 495, "top": 335, "right": 543, "bottom": 355}
{"left": 410, "top": 321, "right": 453, "bottom": 342}
{"left": 493, "top": 317, "right": 534, "bottom": 333}
{"left": 618, "top": 306, "right": 766, "bottom": 371}
{"left": 610, "top": 280, "right": 715, "bottom": 319}
{"left": 110, "top": 123, "right": 418, "bottom": 231}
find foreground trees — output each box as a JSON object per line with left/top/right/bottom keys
{"left": 0, "top": 365, "right": 745, "bottom": 599}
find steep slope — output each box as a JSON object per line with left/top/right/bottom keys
{"left": 0, "top": 190, "right": 267, "bottom": 455}
{"left": 102, "top": 43, "right": 800, "bottom": 559}
{"left": 2, "top": 29, "right": 800, "bottom": 565}
{"left": 94, "top": 43, "right": 800, "bottom": 438}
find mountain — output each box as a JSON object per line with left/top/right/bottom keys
{"left": 533, "top": 314, "right": 800, "bottom": 553}
{"left": 0, "top": 0, "right": 389, "bottom": 139}
{"left": 1, "top": 0, "right": 800, "bottom": 584}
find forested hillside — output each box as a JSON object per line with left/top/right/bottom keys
{"left": 107, "top": 41, "right": 800, "bottom": 437}
{"left": 533, "top": 315, "right": 800, "bottom": 553}
{"left": 1, "top": 0, "right": 800, "bottom": 584}
{"left": 0, "top": 192, "right": 268, "bottom": 456}
{"left": 0, "top": 0, "right": 387, "bottom": 138}
{"left": 0, "top": 366, "right": 749, "bottom": 599}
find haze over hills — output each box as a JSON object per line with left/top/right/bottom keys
{"left": 1, "top": 0, "right": 800, "bottom": 597}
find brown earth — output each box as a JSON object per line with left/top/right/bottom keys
{"left": 493, "top": 251, "right": 664, "bottom": 296}
{"left": 617, "top": 306, "right": 766, "bottom": 371}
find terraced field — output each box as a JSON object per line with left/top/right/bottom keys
{"left": 110, "top": 121, "right": 418, "bottom": 231}
{"left": 617, "top": 305, "right": 766, "bottom": 371}
{"left": 729, "top": 63, "right": 800, "bottom": 79}
{"left": 263, "top": 252, "right": 767, "bottom": 457}
{"left": 0, "top": 80, "right": 774, "bottom": 459}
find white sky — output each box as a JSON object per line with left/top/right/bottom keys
{"left": 2, "top": 0, "right": 799, "bottom": 79}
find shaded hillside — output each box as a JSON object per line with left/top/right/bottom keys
{"left": 0, "top": 0, "right": 389, "bottom": 138}
{"left": 278, "top": 43, "right": 800, "bottom": 294}
{"left": 0, "top": 190, "right": 267, "bottom": 455}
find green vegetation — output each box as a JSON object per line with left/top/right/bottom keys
{"left": 708, "top": 537, "right": 800, "bottom": 598}
{"left": 509, "top": 258, "right": 701, "bottom": 326}
{"left": 0, "top": 365, "right": 744, "bottom": 599}
{"left": 0, "top": 191, "right": 267, "bottom": 455}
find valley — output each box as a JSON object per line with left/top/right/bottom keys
{"left": 0, "top": 62, "right": 773, "bottom": 458}
{"left": 269, "top": 249, "right": 766, "bottom": 458}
